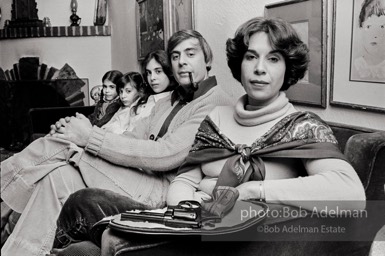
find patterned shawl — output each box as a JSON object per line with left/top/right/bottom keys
{"left": 177, "top": 111, "right": 347, "bottom": 188}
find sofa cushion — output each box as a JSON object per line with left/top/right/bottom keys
{"left": 344, "top": 132, "right": 385, "bottom": 200}
{"left": 328, "top": 122, "right": 379, "bottom": 151}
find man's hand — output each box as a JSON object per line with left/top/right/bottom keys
{"left": 51, "top": 113, "right": 93, "bottom": 147}
{"left": 49, "top": 116, "right": 72, "bottom": 135}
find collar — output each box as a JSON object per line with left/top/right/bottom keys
{"left": 171, "top": 76, "right": 217, "bottom": 105}
{"left": 233, "top": 92, "right": 294, "bottom": 126}
{"left": 152, "top": 91, "right": 172, "bottom": 102}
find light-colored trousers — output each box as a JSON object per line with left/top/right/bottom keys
{"left": 1, "top": 137, "right": 170, "bottom": 256}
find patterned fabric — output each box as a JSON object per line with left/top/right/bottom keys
{"left": 178, "top": 111, "right": 347, "bottom": 188}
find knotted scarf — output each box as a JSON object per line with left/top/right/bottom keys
{"left": 177, "top": 111, "right": 347, "bottom": 217}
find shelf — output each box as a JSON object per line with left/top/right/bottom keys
{"left": 0, "top": 26, "right": 111, "bottom": 40}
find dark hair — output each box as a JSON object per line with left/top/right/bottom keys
{"left": 100, "top": 70, "right": 123, "bottom": 103}
{"left": 116, "top": 72, "right": 146, "bottom": 115}
{"left": 141, "top": 50, "right": 177, "bottom": 91}
{"left": 226, "top": 17, "right": 309, "bottom": 91}
{"left": 359, "top": 0, "right": 385, "bottom": 27}
{"left": 167, "top": 29, "right": 213, "bottom": 72}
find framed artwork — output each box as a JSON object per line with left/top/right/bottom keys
{"left": 330, "top": 0, "right": 385, "bottom": 113}
{"left": 167, "top": 0, "right": 195, "bottom": 33}
{"left": 136, "top": 0, "right": 168, "bottom": 60}
{"left": 349, "top": 0, "right": 385, "bottom": 84}
{"left": 265, "top": 0, "right": 327, "bottom": 108}
{"left": 136, "top": 0, "right": 195, "bottom": 60}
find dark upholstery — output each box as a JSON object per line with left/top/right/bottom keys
{"left": 28, "top": 106, "right": 95, "bottom": 142}
{"left": 29, "top": 106, "right": 95, "bottom": 135}
{"left": 344, "top": 132, "right": 385, "bottom": 200}
{"left": 327, "top": 123, "right": 385, "bottom": 201}
{"left": 108, "top": 122, "right": 385, "bottom": 256}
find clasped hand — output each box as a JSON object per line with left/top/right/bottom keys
{"left": 49, "top": 113, "right": 92, "bottom": 147}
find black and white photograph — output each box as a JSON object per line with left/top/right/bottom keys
{"left": 0, "top": 1, "right": 384, "bottom": 256}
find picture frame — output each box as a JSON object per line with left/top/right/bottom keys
{"left": 265, "top": 0, "right": 327, "bottom": 108}
{"left": 136, "top": 0, "right": 168, "bottom": 60}
{"left": 330, "top": 0, "right": 385, "bottom": 113}
{"left": 166, "top": 0, "right": 195, "bottom": 34}
{"left": 136, "top": 0, "right": 195, "bottom": 60}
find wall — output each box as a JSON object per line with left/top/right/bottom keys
{"left": 0, "top": 0, "right": 112, "bottom": 99}
{"left": 1, "top": 0, "right": 383, "bottom": 129}
{"left": 193, "top": 0, "right": 385, "bottom": 130}
{"left": 109, "top": 0, "right": 141, "bottom": 73}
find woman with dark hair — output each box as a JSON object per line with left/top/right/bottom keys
{"left": 167, "top": 17, "right": 365, "bottom": 213}
{"left": 88, "top": 70, "right": 123, "bottom": 127}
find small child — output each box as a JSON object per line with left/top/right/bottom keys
{"left": 102, "top": 72, "right": 146, "bottom": 134}
{"left": 88, "top": 70, "right": 122, "bottom": 127}
{"left": 99, "top": 50, "right": 177, "bottom": 134}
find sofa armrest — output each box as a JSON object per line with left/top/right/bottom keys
{"left": 344, "top": 132, "right": 385, "bottom": 200}
{"left": 29, "top": 106, "right": 95, "bottom": 134}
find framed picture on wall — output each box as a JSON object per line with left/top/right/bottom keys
{"left": 136, "top": 0, "right": 168, "bottom": 60}
{"left": 136, "top": 0, "right": 195, "bottom": 60}
{"left": 265, "top": 0, "right": 327, "bottom": 108}
{"left": 330, "top": 0, "right": 385, "bottom": 113}
{"left": 167, "top": 0, "right": 195, "bottom": 33}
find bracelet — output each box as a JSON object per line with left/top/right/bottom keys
{"left": 259, "top": 181, "right": 266, "bottom": 202}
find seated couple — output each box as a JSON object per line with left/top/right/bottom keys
{"left": 1, "top": 16, "right": 365, "bottom": 256}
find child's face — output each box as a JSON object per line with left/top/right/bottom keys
{"left": 91, "top": 86, "right": 102, "bottom": 103}
{"left": 119, "top": 82, "right": 139, "bottom": 107}
{"left": 145, "top": 58, "right": 170, "bottom": 93}
{"left": 362, "top": 15, "right": 385, "bottom": 57}
{"left": 103, "top": 80, "right": 118, "bottom": 102}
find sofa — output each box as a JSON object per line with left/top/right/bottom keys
{"left": 101, "top": 121, "right": 385, "bottom": 256}
{"left": 28, "top": 106, "right": 95, "bottom": 141}
{"left": 1, "top": 118, "right": 384, "bottom": 255}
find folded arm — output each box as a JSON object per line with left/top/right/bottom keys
{"left": 85, "top": 102, "right": 215, "bottom": 171}
{"left": 167, "top": 167, "right": 203, "bottom": 206}
{"left": 237, "top": 158, "right": 366, "bottom": 211}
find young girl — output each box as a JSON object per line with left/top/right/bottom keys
{"left": 101, "top": 72, "right": 145, "bottom": 134}
{"left": 104, "top": 50, "right": 177, "bottom": 134}
{"left": 88, "top": 70, "right": 122, "bottom": 127}
{"left": 127, "top": 50, "right": 177, "bottom": 131}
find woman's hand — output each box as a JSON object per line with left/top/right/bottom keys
{"left": 51, "top": 113, "right": 92, "bottom": 147}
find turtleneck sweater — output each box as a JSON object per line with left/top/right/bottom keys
{"left": 234, "top": 92, "right": 296, "bottom": 126}
{"left": 168, "top": 92, "right": 365, "bottom": 209}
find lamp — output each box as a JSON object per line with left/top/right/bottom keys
{"left": 70, "top": 0, "right": 81, "bottom": 26}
